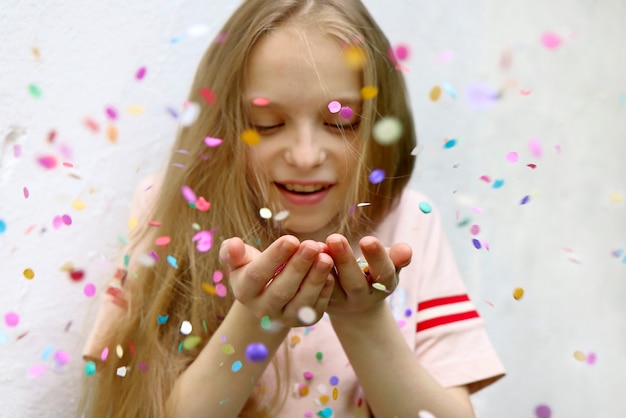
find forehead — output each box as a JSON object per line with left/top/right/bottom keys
{"left": 244, "top": 25, "right": 362, "bottom": 106}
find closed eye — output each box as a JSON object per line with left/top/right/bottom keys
{"left": 326, "top": 120, "right": 361, "bottom": 131}
{"left": 251, "top": 123, "right": 284, "bottom": 134}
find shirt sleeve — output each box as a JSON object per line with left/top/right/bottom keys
{"left": 382, "top": 190, "right": 505, "bottom": 393}
{"left": 82, "top": 175, "right": 160, "bottom": 360}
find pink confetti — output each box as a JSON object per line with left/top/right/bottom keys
{"left": 586, "top": 352, "right": 597, "bottom": 365}
{"left": 535, "top": 404, "right": 551, "bottom": 418}
{"left": 213, "top": 270, "right": 223, "bottom": 283}
{"left": 555, "top": 144, "right": 562, "bottom": 154}
{"left": 393, "top": 44, "right": 410, "bottom": 61}
{"left": 53, "top": 216, "right": 63, "bottom": 229}
{"left": 83, "top": 283, "right": 96, "bottom": 298}
{"left": 479, "top": 175, "right": 491, "bottom": 183}
{"left": 23, "top": 187, "right": 29, "bottom": 198}
{"left": 13, "top": 144, "right": 22, "bottom": 158}
{"left": 195, "top": 197, "right": 211, "bottom": 211}
{"left": 204, "top": 137, "right": 223, "bottom": 147}
{"left": 5, "top": 311, "right": 20, "bottom": 327}
{"left": 471, "top": 207, "right": 483, "bottom": 214}
{"left": 506, "top": 152, "right": 519, "bottom": 163}
{"left": 37, "top": 155, "right": 58, "bottom": 170}
{"left": 101, "top": 347, "right": 109, "bottom": 361}
{"left": 541, "top": 32, "right": 562, "bottom": 49}
{"left": 215, "top": 283, "right": 228, "bottom": 297}
{"left": 181, "top": 185, "right": 197, "bottom": 204}
{"left": 62, "top": 214, "right": 72, "bottom": 225}
{"left": 105, "top": 106, "right": 118, "bottom": 120}
{"left": 192, "top": 230, "right": 214, "bottom": 252}
{"left": 339, "top": 106, "right": 353, "bottom": 119}
{"left": 54, "top": 350, "right": 70, "bottom": 365}
{"left": 435, "top": 50, "right": 454, "bottom": 64}
{"left": 62, "top": 162, "right": 74, "bottom": 168}
{"left": 199, "top": 87, "right": 216, "bottom": 105}
{"left": 155, "top": 236, "right": 171, "bottom": 247}
{"left": 84, "top": 117, "right": 100, "bottom": 133}
{"left": 328, "top": 101, "right": 341, "bottom": 113}
{"left": 135, "top": 66, "right": 147, "bottom": 80}
{"left": 529, "top": 137, "right": 543, "bottom": 158}
{"left": 470, "top": 224, "right": 480, "bottom": 235}
{"left": 252, "top": 97, "right": 270, "bottom": 106}
{"left": 28, "top": 364, "right": 47, "bottom": 378}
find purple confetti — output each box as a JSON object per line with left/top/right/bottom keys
{"left": 520, "top": 195, "right": 531, "bottom": 205}
{"left": 465, "top": 82, "right": 499, "bottom": 109}
{"left": 369, "top": 169, "right": 385, "bottom": 184}
{"left": 535, "top": 404, "right": 551, "bottom": 418}
{"left": 135, "top": 66, "right": 147, "bottom": 80}
{"left": 472, "top": 238, "right": 481, "bottom": 250}
{"left": 245, "top": 342, "right": 269, "bottom": 362}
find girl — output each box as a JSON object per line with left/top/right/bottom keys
{"left": 80, "top": 0, "right": 505, "bottom": 417}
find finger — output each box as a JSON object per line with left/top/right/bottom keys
{"left": 360, "top": 236, "right": 397, "bottom": 288}
{"left": 260, "top": 240, "right": 321, "bottom": 308}
{"left": 228, "top": 235, "right": 300, "bottom": 301}
{"left": 326, "top": 234, "right": 369, "bottom": 294}
{"left": 388, "top": 242, "right": 412, "bottom": 272}
{"left": 282, "top": 252, "right": 334, "bottom": 322}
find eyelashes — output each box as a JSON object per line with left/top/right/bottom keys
{"left": 250, "top": 120, "right": 361, "bottom": 135}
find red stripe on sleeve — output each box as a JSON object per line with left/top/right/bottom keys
{"left": 416, "top": 310, "right": 480, "bottom": 332}
{"left": 418, "top": 294, "right": 470, "bottom": 310}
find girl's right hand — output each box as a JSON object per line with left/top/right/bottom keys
{"left": 219, "top": 235, "right": 335, "bottom": 328}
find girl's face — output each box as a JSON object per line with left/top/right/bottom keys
{"left": 244, "top": 25, "right": 362, "bottom": 242}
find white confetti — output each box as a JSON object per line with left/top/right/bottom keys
{"left": 180, "top": 320, "right": 193, "bottom": 335}
{"left": 297, "top": 306, "right": 317, "bottom": 325}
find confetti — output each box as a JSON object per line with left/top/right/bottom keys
{"left": 329, "top": 376, "right": 339, "bottom": 386}
{"left": 183, "top": 336, "right": 201, "bottom": 350}
{"left": 535, "top": 404, "right": 551, "bottom": 418}
{"left": 442, "top": 82, "right": 457, "bottom": 99}
{"left": 28, "top": 83, "right": 42, "bottom": 98}
{"left": 252, "top": 97, "right": 270, "bottom": 106}
{"left": 0, "top": 220, "right": 6, "bottom": 234}
{"left": 259, "top": 208, "right": 272, "bottom": 219}
{"left": 155, "top": 236, "right": 171, "bottom": 247}
{"left": 470, "top": 224, "right": 480, "bottom": 235}
{"left": 116, "top": 344, "right": 124, "bottom": 358}
{"left": 84, "top": 283, "right": 96, "bottom": 298}
{"left": 105, "top": 106, "right": 118, "bottom": 120}
{"left": 215, "top": 283, "right": 228, "bottom": 297}
{"left": 192, "top": 230, "right": 214, "bottom": 252}
{"left": 443, "top": 138, "right": 457, "bottom": 149}
{"left": 23, "top": 268, "right": 35, "bottom": 280}
{"left": 528, "top": 137, "right": 542, "bottom": 158}
{"left": 465, "top": 82, "right": 499, "bottom": 109}
{"left": 260, "top": 315, "right": 272, "bottom": 330}
{"left": 372, "top": 117, "right": 403, "bottom": 145}
{"left": 135, "top": 66, "right": 147, "bottom": 80}
{"left": 106, "top": 123, "right": 118, "bottom": 143}
{"left": 204, "top": 136, "right": 222, "bottom": 147}
{"left": 179, "top": 102, "right": 200, "bottom": 127}
{"left": 37, "top": 155, "right": 58, "bottom": 170}
{"left": 492, "top": 179, "right": 505, "bottom": 189}
{"left": 360, "top": 86, "right": 378, "bottom": 100}
{"left": 157, "top": 315, "right": 169, "bottom": 324}
{"left": 84, "top": 361, "right": 96, "bottom": 376}
{"left": 339, "top": 106, "right": 353, "bottom": 119}
{"left": 297, "top": 307, "right": 317, "bottom": 325}
{"left": 372, "top": 283, "right": 387, "bottom": 292}
{"left": 418, "top": 201, "right": 432, "bottom": 214}
{"left": 273, "top": 210, "right": 289, "bottom": 221}
{"left": 520, "top": 195, "right": 531, "bottom": 205}
{"left": 245, "top": 343, "right": 269, "bottom": 362}
{"left": 328, "top": 101, "right": 341, "bottom": 113}
{"left": 180, "top": 321, "right": 192, "bottom": 335}
{"left": 541, "top": 32, "right": 562, "bottom": 49}
{"left": 513, "top": 287, "right": 524, "bottom": 300}
{"left": 116, "top": 366, "right": 127, "bottom": 377}
{"left": 573, "top": 350, "right": 586, "bottom": 362}
{"left": 368, "top": 169, "right": 385, "bottom": 184}
{"left": 167, "top": 255, "right": 178, "bottom": 268}
{"left": 586, "top": 352, "right": 597, "bottom": 365}
{"left": 241, "top": 129, "right": 261, "bottom": 145}
{"left": 418, "top": 412, "right": 435, "bottom": 418}
{"left": 609, "top": 192, "right": 623, "bottom": 203}
{"left": 429, "top": 85, "right": 442, "bottom": 101}
{"left": 231, "top": 360, "right": 243, "bottom": 372}
{"left": 506, "top": 152, "right": 519, "bottom": 162}
{"left": 472, "top": 239, "right": 481, "bottom": 250}
{"left": 199, "top": 87, "right": 216, "bottom": 105}
{"left": 4, "top": 311, "right": 19, "bottom": 327}
{"left": 72, "top": 199, "right": 86, "bottom": 210}
{"left": 54, "top": 350, "right": 70, "bottom": 365}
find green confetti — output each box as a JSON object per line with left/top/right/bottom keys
{"left": 260, "top": 315, "right": 271, "bottom": 330}
{"left": 28, "top": 83, "right": 42, "bottom": 98}
{"left": 182, "top": 336, "right": 201, "bottom": 350}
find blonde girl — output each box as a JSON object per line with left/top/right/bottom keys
{"left": 80, "top": 0, "right": 505, "bottom": 417}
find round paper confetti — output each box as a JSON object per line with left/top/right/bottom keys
{"left": 609, "top": 192, "right": 623, "bottom": 203}
{"left": 506, "top": 152, "right": 519, "bottom": 162}
{"left": 273, "top": 210, "right": 289, "bottom": 221}
{"left": 259, "top": 208, "right": 272, "bottom": 219}
{"left": 28, "top": 83, "right": 42, "bottom": 98}
{"left": 429, "top": 86, "right": 442, "bottom": 101}
{"left": 513, "top": 287, "right": 524, "bottom": 300}
{"left": 328, "top": 101, "right": 341, "bottom": 113}
{"left": 155, "top": 236, "right": 171, "bottom": 247}
{"left": 573, "top": 350, "right": 586, "bottom": 362}
{"left": 84, "top": 361, "right": 96, "bottom": 376}
{"left": 586, "top": 352, "right": 597, "bottom": 365}
{"left": 418, "top": 201, "right": 432, "bottom": 214}
{"left": 260, "top": 316, "right": 271, "bottom": 330}
{"left": 472, "top": 239, "right": 481, "bottom": 250}
{"left": 339, "top": 106, "right": 353, "bottom": 119}
{"left": 116, "top": 344, "right": 124, "bottom": 358}
{"left": 528, "top": 137, "right": 543, "bottom": 158}
{"left": 535, "top": 404, "right": 551, "bottom": 418}
{"left": 157, "top": 315, "right": 169, "bottom": 324}
{"left": 180, "top": 320, "right": 192, "bottom": 335}
{"left": 297, "top": 306, "right": 317, "bottom": 325}
{"left": 541, "top": 32, "right": 562, "bottom": 49}
{"left": 418, "top": 411, "right": 435, "bottom": 418}
{"left": 245, "top": 343, "right": 269, "bottom": 362}
{"left": 520, "top": 195, "right": 531, "bottom": 205}
{"left": 372, "top": 117, "right": 403, "bottom": 145}
{"left": 241, "top": 129, "right": 261, "bottom": 145}
{"left": 252, "top": 97, "right": 270, "bottom": 106}
{"left": 72, "top": 199, "right": 86, "bottom": 210}
{"left": 470, "top": 224, "right": 480, "bottom": 235}
{"left": 84, "top": 283, "right": 96, "bottom": 297}
{"left": 222, "top": 343, "right": 235, "bottom": 355}
{"left": 23, "top": 268, "right": 35, "bottom": 280}
{"left": 4, "top": 311, "right": 19, "bottom": 327}
{"left": 443, "top": 138, "right": 457, "bottom": 149}
{"left": 183, "top": 336, "right": 201, "bottom": 350}
{"left": 179, "top": 102, "right": 200, "bottom": 127}
{"left": 360, "top": 86, "right": 378, "bottom": 100}
{"left": 231, "top": 360, "right": 243, "bottom": 372}
{"left": 135, "top": 66, "right": 147, "bottom": 80}
{"left": 368, "top": 169, "right": 385, "bottom": 184}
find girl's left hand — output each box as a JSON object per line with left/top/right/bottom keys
{"left": 323, "top": 233, "right": 412, "bottom": 317}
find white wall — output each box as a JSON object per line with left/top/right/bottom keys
{"left": 1, "top": 0, "right": 625, "bottom": 417}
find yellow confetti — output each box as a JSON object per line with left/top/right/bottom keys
{"left": 343, "top": 45, "right": 366, "bottom": 70}
{"left": 429, "top": 85, "right": 442, "bottom": 101}
{"left": 182, "top": 336, "right": 202, "bottom": 350}
{"left": 290, "top": 335, "right": 301, "bottom": 345}
{"left": 107, "top": 123, "right": 118, "bottom": 143}
{"left": 241, "top": 129, "right": 261, "bottom": 146}
{"left": 609, "top": 192, "right": 623, "bottom": 203}
{"left": 116, "top": 344, "right": 124, "bottom": 358}
{"left": 31, "top": 47, "right": 41, "bottom": 60}
{"left": 360, "top": 86, "right": 378, "bottom": 100}
{"left": 332, "top": 387, "right": 338, "bottom": 400}
{"left": 319, "top": 395, "right": 330, "bottom": 404}
{"left": 59, "top": 262, "right": 74, "bottom": 272}
{"left": 513, "top": 287, "right": 524, "bottom": 300}
{"left": 298, "top": 385, "right": 309, "bottom": 397}
{"left": 23, "top": 268, "right": 35, "bottom": 280}
{"left": 72, "top": 199, "right": 86, "bottom": 210}
{"left": 126, "top": 105, "right": 145, "bottom": 115}
{"left": 222, "top": 343, "right": 235, "bottom": 355}
{"left": 573, "top": 351, "right": 586, "bottom": 362}
{"left": 202, "top": 283, "right": 217, "bottom": 295}
{"left": 128, "top": 216, "right": 139, "bottom": 230}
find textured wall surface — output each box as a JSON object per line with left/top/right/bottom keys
{"left": 1, "top": 0, "right": 624, "bottom": 417}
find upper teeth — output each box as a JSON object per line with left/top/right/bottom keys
{"left": 284, "top": 184, "right": 327, "bottom": 193}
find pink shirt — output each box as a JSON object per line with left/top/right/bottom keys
{"left": 83, "top": 182, "right": 505, "bottom": 417}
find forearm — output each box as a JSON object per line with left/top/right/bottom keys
{"left": 166, "top": 300, "right": 289, "bottom": 418}
{"left": 330, "top": 304, "right": 474, "bottom": 418}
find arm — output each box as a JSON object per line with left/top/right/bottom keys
{"left": 325, "top": 234, "right": 475, "bottom": 418}
{"left": 166, "top": 236, "right": 335, "bottom": 418}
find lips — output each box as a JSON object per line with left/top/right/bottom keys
{"left": 275, "top": 182, "right": 333, "bottom": 206}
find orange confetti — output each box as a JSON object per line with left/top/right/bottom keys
{"left": 107, "top": 123, "right": 118, "bottom": 143}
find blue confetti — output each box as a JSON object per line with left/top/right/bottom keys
{"left": 167, "top": 255, "right": 178, "bottom": 269}
{"left": 419, "top": 201, "right": 432, "bottom": 214}
{"left": 443, "top": 138, "right": 457, "bottom": 149}
{"left": 492, "top": 179, "right": 505, "bottom": 189}
{"left": 442, "top": 82, "right": 457, "bottom": 99}
{"left": 157, "top": 315, "right": 169, "bottom": 324}
{"left": 317, "top": 407, "right": 334, "bottom": 418}
{"left": 231, "top": 360, "right": 243, "bottom": 372}
{"left": 0, "top": 219, "right": 6, "bottom": 234}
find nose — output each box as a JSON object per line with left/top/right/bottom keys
{"left": 284, "top": 124, "right": 326, "bottom": 169}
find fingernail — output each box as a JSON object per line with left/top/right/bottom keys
{"left": 329, "top": 238, "right": 344, "bottom": 255}
{"left": 301, "top": 245, "right": 318, "bottom": 261}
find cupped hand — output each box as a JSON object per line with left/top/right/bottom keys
{"left": 219, "top": 235, "right": 335, "bottom": 328}
{"left": 323, "top": 233, "right": 412, "bottom": 317}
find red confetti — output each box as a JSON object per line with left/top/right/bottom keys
{"left": 199, "top": 87, "right": 216, "bottom": 105}
{"left": 69, "top": 270, "right": 85, "bottom": 281}
{"left": 47, "top": 130, "right": 57, "bottom": 143}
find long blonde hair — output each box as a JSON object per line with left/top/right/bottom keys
{"left": 79, "top": 0, "right": 416, "bottom": 416}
